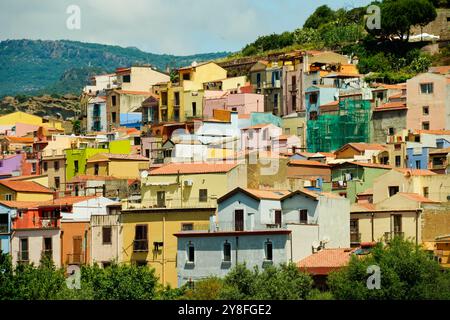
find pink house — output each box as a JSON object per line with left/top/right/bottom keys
{"left": 203, "top": 92, "right": 264, "bottom": 119}
{"left": 406, "top": 71, "right": 450, "bottom": 131}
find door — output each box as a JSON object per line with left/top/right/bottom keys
{"left": 20, "top": 238, "right": 28, "bottom": 262}
{"left": 234, "top": 210, "right": 244, "bottom": 231}
{"left": 157, "top": 191, "right": 166, "bottom": 207}
{"left": 275, "top": 210, "right": 282, "bottom": 227}
{"left": 72, "top": 236, "right": 82, "bottom": 264}
{"left": 393, "top": 215, "right": 402, "bottom": 234}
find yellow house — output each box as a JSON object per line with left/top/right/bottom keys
{"left": 120, "top": 207, "right": 214, "bottom": 287}
{"left": 136, "top": 162, "right": 247, "bottom": 209}
{"left": 350, "top": 192, "right": 439, "bottom": 246}
{"left": 85, "top": 153, "right": 149, "bottom": 179}
{"left": 0, "top": 180, "right": 54, "bottom": 201}
{"left": 159, "top": 62, "right": 229, "bottom": 122}
{"left": 0, "top": 111, "right": 43, "bottom": 126}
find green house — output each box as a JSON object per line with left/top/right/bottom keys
{"left": 65, "top": 139, "right": 131, "bottom": 182}
{"left": 324, "top": 162, "right": 392, "bottom": 203}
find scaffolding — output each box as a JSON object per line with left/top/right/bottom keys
{"left": 307, "top": 99, "right": 371, "bottom": 153}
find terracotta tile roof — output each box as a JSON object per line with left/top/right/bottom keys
{"left": 414, "top": 130, "right": 450, "bottom": 135}
{"left": 357, "top": 188, "right": 373, "bottom": 196}
{"left": 374, "top": 101, "right": 407, "bottom": 111}
{"left": 114, "top": 90, "right": 154, "bottom": 96}
{"left": 320, "top": 100, "right": 339, "bottom": 107}
{"left": 387, "top": 92, "right": 406, "bottom": 99}
{"left": 394, "top": 168, "right": 437, "bottom": 176}
{"left": 288, "top": 160, "right": 330, "bottom": 168}
{"left": 429, "top": 66, "right": 450, "bottom": 75}
{"left": 241, "top": 123, "right": 272, "bottom": 130}
{"left": 242, "top": 188, "right": 291, "bottom": 200}
{"left": 87, "top": 153, "right": 149, "bottom": 163}
{"left": 149, "top": 162, "right": 238, "bottom": 175}
{"left": 371, "top": 83, "right": 406, "bottom": 90}
{"left": 397, "top": 193, "right": 438, "bottom": 203}
{"left": 297, "top": 248, "right": 355, "bottom": 275}
{"left": 0, "top": 180, "right": 53, "bottom": 193}
{"left": 351, "top": 202, "right": 377, "bottom": 212}
{"left": 4, "top": 136, "right": 34, "bottom": 143}
{"left": 68, "top": 175, "right": 120, "bottom": 183}
{"left": 317, "top": 152, "right": 336, "bottom": 158}
{"left": 41, "top": 196, "right": 98, "bottom": 207}
{"left": 0, "top": 200, "right": 43, "bottom": 209}
{"left": 238, "top": 114, "right": 251, "bottom": 119}
{"left": 347, "top": 143, "right": 387, "bottom": 152}
{"left": 340, "top": 161, "right": 393, "bottom": 169}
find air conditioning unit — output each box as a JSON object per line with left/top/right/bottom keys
{"left": 184, "top": 180, "right": 193, "bottom": 187}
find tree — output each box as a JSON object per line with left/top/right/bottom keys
{"left": 72, "top": 119, "right": 81, "bottom": 135}
{"left": 304, "top": 5, "right": 336, "bottom": 29}
{"left": 181, "top": 277, "right": 224, "bottom": 300}
{"left": 328, "top": 238, "right": 450, "bottom": 300}
{"left": 370, "top": 0, "right": 437, "bottom": 42}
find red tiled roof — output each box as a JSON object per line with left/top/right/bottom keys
{"left": 429, "top": 66, "right": 450, "bottom": 75}
{"left": 339, "top": 161, "right": 393, "bottom": 169}
{"left": 0, "top": 180, "right": 53, "bottom": 193}
{"left": 394, "top": 168, "right": 437, "bottom": 176}
{"left": 374, "top": 101, "right": 407, "bottom": 111}
{"left": 4, "top": 136, "right": 34, "bottom": 143}
{"left": 87, "top": 153, "right": 149, "bottom": 162}
{"left": 347, "top": 143, "right": 387, "bottom": 152}
{"left": 297, "top": 248, "right": 355, "bottom": 275}
{"left": 0, "top": 201, "right": 43, "bottom": 209}
{"left": 288, "top": 160, "right": 330, "bottom": 168}
{"left": 320, "top": 100, "right": 339, "bottom": 107}
{"left": 357, "top": 188, "right": 373, "bottom": 196}
{"left": 414, "top": 130, "right": 450, "bottom": 135}
{"left": 149, "top": 162, "right": 238, "bottom": 175}
{"left": 68, "top": 175, "right": 120, "bottom": 183}
{"left": 397, "top": 193, "right": 438, "bottom": 203}
{"left": 41, "top": 196, "right": 98, "bottom": 207}
{"left": 242, "top": 188, "right": 291, "bottom": 200}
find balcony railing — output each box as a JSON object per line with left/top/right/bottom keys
{"left": 13, "top": 216, "right": 60, "bottom": 230}
{"left": 288, "top": 84, "right": 297, "bottom": 92}
{"left": 180, "top": 223, "right": 211, "bottom": 232}
{"left": 332, "top": 181, "right": 347, "bottom": 190}
{"left": 124, "top": 197, "right": 218, "bottom": 210}
{"left": 0, "top": 224, "right": 8, "bottom": 233}
{"left": 384, "top": 231, "right": 404, "bottom": 242}
{"left": 133, "top": 239, "right": 149, "bottom": 252}
{"left": 17, "top": 251, "right": 29, "bottom": 263}
{"left": 350, "top": 232, "right": 361, "bottom": 244}
{"left": 66, "top": 253, "right": 85, "bottom": 265}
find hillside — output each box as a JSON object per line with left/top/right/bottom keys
{"left": 0, "top": 39, "right": 230, "bottom": 97}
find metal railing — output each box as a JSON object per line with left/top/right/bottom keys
{"left": 133, "top": 239, "right": 149, "bottom": 252}
{"left": 384, "top": 231, "right": 405, "bottom": 242}
{"left": 350, "top": 232, "right": 361, "bottom": 243}
{"left": 124, "top": 197, "right": 217, "bottom": 210}
{"left": 14, "top": 216, "right": 59, "bottom": 229}
{"left": 332, "top": 181, "right": 348, "bottom": 190}
{"left": 0, "top": 224, "right": 8, "bottom": 233}
{"left": 66, "top": 253, "right": 85, "bottom": 265}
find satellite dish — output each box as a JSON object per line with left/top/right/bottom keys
{"left": 191, "top": 61, "right": 198, "bottom": 67}
{"left": 322, "top": 236, "right": 330, "bottom": 244}
{"left": 140, "top": 170, "right": 149, "bottom": 179}
{"left": 312, "top": 241, "right": 320, "bottom": 250}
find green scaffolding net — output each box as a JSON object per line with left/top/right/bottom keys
{"left": 307, "top": 99, "right": 371, "bottom": 153}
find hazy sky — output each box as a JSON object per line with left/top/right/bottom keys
{"left": 0, "top": 0, "right": 372, "bottom": 55}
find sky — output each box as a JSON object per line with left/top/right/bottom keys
{"left": 0, "top": 0, "right": 373, "bottom": 56}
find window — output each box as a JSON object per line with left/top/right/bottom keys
{"left": 74, "top": 160, "right": 79, "bottom": 173}
{"left": 273, "top": 93, "right": 279, "bottom": 110}
{"left": 433, "top": 157, "right": 445, "bottom": 166}
{"left": 256, "top": 73, "right": 261, "bottom": 87}
{"left": 102, "top": 262, "right": 111, "bottom": 268}
{"left": 19, "top": 238, "right": 29, "bottom": 262}
{"left": 263, "top": 129, "right": 269, "bottom": 140}
{"left": 420, "top": 83, "right": 433, "bottom": 94}
{"left": 31, "top": 163, "right": 36, "bottom": 173}
{"left": 423, "top": 106, "right": 429, "bottom": 115}
{"left": 43, "top": 162, "right": 48, "bottom": 172}
{"left": 187, "top": 243, "right": 195, "bottom": 263}
{"left": 102, "top": 227, "right": 112, "bottom": 244}
{"left": 54, "top": 177, "right": 60, "bottom": 190}
{"left": 122, "top": 74, "right": 131, "bottom": 83}
{"left": 183, "top": 73, "right": 190, "bottom": 81}
{"left": 388, "top": 186, "right": 399, "bottom": 197}
{"left": 112, "top": 112, "right": 117, "bottom": 124}
{"left": 394, "top": 144, "right": 401, "bottom": 151}
{"left": 264, "top": 241, "right": 273, "bottom": 261}
{"left": 43, "top": 237, "right": 52, "bottom": 259}
{"left": 94, "top": 163, "right": 99, "bottom": 176}
{"left": 0, "top": 161, "right": 3, "bottom": 167}
{"left": 393, "top": 214, "right": 402, "bottom": 233}
{"left": 309, "top": 93, "right": 318, "bottom": 104}
{"left": 274, "top": 210, "right": 282, "bottom": 227}
{"left": 181, "top": 223, "right": 193, "bottom": 231}
{"left": 157, "top": 191, "right": 166, "bottom": 207}
{"left": 111, "top": 95, "right": 117, "bottom": 106}
{"left": 135, "top": 260, "right": 147, "bottom": 267}
{"left": 297, "top": 127, "right": 303, "bottom": 136}
{"left": 395, "top": 155, "right": 401, "bottom": 167}
{"left": 415, "top": 160, "right": 421, "bottom": 169}
{"left": 199, "top": 189, "right": 208, "bottom": 202}
{"left": 388, "top": 127, "right": 395, "bottom": 135}
{"left": 4, "top": 194, "right": 12, "bottom": 201}
{"left": 234, "top": 210, "right": 244, "bottom": 231}
{"left": 133, "top": 225, "right": 148, "bottom": 252}
{"left": 223, "top": 241, "right": 231, "bottom": 262}
{"left": 422, "top": 122, "right": 430, "bottom": 130}
{"left": 192, "top": 102, "right": 197, "bottom": 116}
{"left": 174, "top": 109, "right": 180, "bottom": 122}
{"left": 309, "top": 111, "right": 318, "bottom": 120}
{"left": 423, "top": 187, "right": 429, "bottom": 198}
{"left": 299, "top": 210, "right": 308, "bottom": 224}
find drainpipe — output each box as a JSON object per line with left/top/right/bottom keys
{"left": 60, "top": 230, "right": 64, "bottom": 267}
{"left": 371, "top": 212, "right": 374, "bottom": 242}
{"left": 162, "top": 213, "right": 166, "bottom": 285}
{"left": 289, "top": 231, "right": 293, "bottom": 263}
{"left": 415, "top": 209, "right": 420, "bottom": 246}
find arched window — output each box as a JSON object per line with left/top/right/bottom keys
{"left": 223, "top": 241, "right": 231, "bottom": 262}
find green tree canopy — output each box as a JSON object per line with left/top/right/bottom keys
{"left": 303, "top": 5, "right": 336, "bottom": 29}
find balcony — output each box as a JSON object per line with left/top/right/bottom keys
{"left": 332, "top": 181, "right": 347, "bottom": 190}
{"left": 350, "top": 232, "right": 361, "bottom": 244}
{"left": 180, "top": 223, "right": 211, "bottom": 232}
{"left": 133, "top": 239, "right": 149, "bottom": 252}
{"left": 14, "top": 216, "right": 59, "bottom": 230}
{"left": 66, "top": 253, "right": 85, "bottom": 265}
{"left": 384, "top": 231, "right": 404, "bottom": 242}
{"left": 0, "top": 224, "right": 8, "bottom": 233}
{"left": 124, "top": 197, "right": 218, "bottom": 210}
{"left": 17, "top": 251, "right": 29, "bottom": 264}
{"left": 288, "top": 84, "right": 297, "bottom": 92}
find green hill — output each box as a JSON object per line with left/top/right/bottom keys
{"left": 0, "top": 39, "right": 230, "bottom": 97}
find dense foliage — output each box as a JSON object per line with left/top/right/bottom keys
{"left": 328, "top": 238, "right": 450, "bottom": 300}
{"left": 0, "top": 39, "right": 230, "bottom": 96}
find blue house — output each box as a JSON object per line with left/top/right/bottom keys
{"left": 0, "top": 203, "right": 13, "bottom": 254}
{"left": 305, "top": 86, "right": 338, "bottom": 120}
{"left": 407, "top": 137, "right": 450, "bottom": 169}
